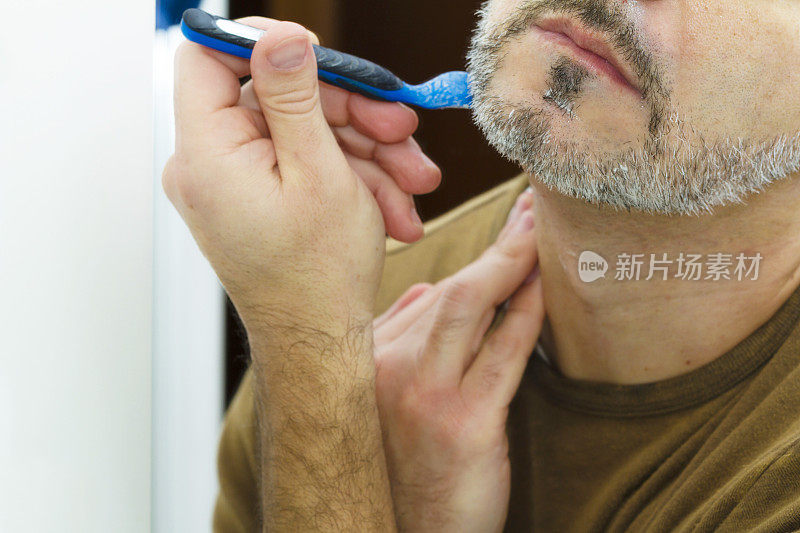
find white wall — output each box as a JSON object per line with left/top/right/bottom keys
{"left": 152, "top": 0, "right": 229, "bottom": 529}
{"left": 0, "top": 1, "right": 154, "bottom": 532}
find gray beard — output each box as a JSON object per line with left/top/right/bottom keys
{"left": 466, "top": 1, "right": 800, "bottom": 216}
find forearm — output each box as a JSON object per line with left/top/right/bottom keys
{"left": 249, "top": 317, "right": 397, "bottom": 532}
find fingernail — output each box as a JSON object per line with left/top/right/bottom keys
{"left": 513, "top": 210, "right": 535, "bottom": 235}
{"left": 524, "top": 265, "right": 541, "bottom": 285}
{"left": 411, "top": 207, "right": 423, "bottom": 229}
{"left": 268, "top": 37, "right": 309, "bottom": 70}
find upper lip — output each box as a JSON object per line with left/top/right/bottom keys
{"left": 533, "top": 17, "right": 641, "bottom": 94}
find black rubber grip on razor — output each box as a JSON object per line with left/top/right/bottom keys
{"left": 182, "top": 8, "right": 404, "bottom": 92}
{"left": 183, "top": 8, "right": 256, "bottom": 50}
{"left": 313, "top": 46, "right": 404, "bottom": 91}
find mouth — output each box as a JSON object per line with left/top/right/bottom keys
{"left": 532, "top": 17, "right": 641, "bottom": 97}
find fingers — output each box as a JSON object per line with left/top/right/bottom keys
{"left": 344, "top": 154, "right": 424, "bottom": 242}
{"left": 374, "top": 283, "right": 433, "bottom": 330}
{"left": 320, "top": 85, "right": 419, "bottom": 142}
{"left": 496, "top": 187, "right": 534, "bottom": 242}
{"left": 334, "top": 127, "right": 441, "bottom": 195}
{"left": 174, "top": 17, "right": 283, "bottom": 121}
{"left": 175, "top": 16, "right": 317, "bottom": 156}
{"left": 347, "top": 94, "right": 419, "bottom": 144}
{"left": 463, "top": 269, "right": 544, "bottom": 407}
{"left": 470, "top": 308, "right": 497, "bottom": 355}
{"left": 234, "top": 23, "right": 438, "bottom": 214}
{"left": 237, "top": 83, "right": 438, "bottom": 192}
{"left": 174, "top": 42, "right": 251, "bottom": 144}
{"left": 250, "top": 21, "right": 342, "bottom": 180}
{"left": 373, "top": 283, "right": 444, "bottom": 346}
{"left": 417, "top": 189, "right": 538, "bottom": 381}
{"left": 215, "top": 16, "right": 320, "bottom": 78}
{"left": 243, "top": 80, "right": 420, "bottom": 142}
{"left": 234, "top": 17, "right": 417, "bottom": 147}
{"left": 371, "top": 137, "right": 441, "bottom": 195}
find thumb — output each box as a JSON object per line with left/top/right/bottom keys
{"left": 250, "top": 21, "right": 341, "bottom": 178}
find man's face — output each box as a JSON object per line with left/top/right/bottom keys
{"left": 467, "top": 0, "right": 800, "bottom": 215}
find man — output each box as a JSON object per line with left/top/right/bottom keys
{"left": 164, "top": 0, "right": 800, "bottom": 531}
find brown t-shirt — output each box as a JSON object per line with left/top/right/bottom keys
{"left": 213, "top": 174, "right": 800, "bottom": 532}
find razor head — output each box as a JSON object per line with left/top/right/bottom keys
{"left": 408, "top": 71, "right": 473, "bottom": 110}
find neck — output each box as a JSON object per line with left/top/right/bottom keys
{"left": 530, "top": 174, "right": 800, "bottom": 385}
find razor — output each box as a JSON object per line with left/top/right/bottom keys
{"left": 180, "top": 8, "right": 472, "bottom": 110}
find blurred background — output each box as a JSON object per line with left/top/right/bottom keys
{"left": 1, "top": 0, "right": 518, "bottom": 531}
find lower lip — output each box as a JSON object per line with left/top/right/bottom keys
{"left": 533, "top": 26, "right": 639, "bottom": 96}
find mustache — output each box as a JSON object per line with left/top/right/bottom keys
{"left": 473, "top": 0, "right": 669, "bottom": 134}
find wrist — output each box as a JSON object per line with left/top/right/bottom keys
{"left": 232, "top": 287, "right": 374, "bottom": 340}
{"left": 246, "top": 306, "right": 372, "bottom": 350}
{"left": 245, "top": 311, "right": 376, "bottom": 383}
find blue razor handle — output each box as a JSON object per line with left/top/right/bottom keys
{"left": 180, "top": 9, "right": 472, "bottom": 110}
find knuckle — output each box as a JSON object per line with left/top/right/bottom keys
{"left": 489, "top": 238, "right": 524, "bottom": 263}
{"left": 237, "top": 16, "right": 279, "bottom": 27}
{"left": 484, "top": 332, "right": 521, "bottom": 359}
{"left": 174, "top": 41, "right": 207, "bottom": 73}
{"left": 174, "top": 41, "right": 192, "bottom": 65}
{"left": 161, "top": 156, "right": 185, "bottom": 205}
{"left": 429, "top": 312, "right": 468, "bottom": 348}
{"left": 282, "top": 21, "right": 311, "bottom": 35}
{"left": 476, "top": 361, "right": 505, "bottom": 391}
{"left": 408, "top": 282, "right": 433, "bottom": 296}
{"left": 161, "top": 157, "right": 178, "bottom": 201}
{"left": 424, "top": 278, "right": 486, "bottom": 342}
{"left": 268, "top": 85, "right": 320, "bottom": 117}
{"left": 162, "top": 156, "right": 200, "bottom": 210}
{"left": 440, "top": 277, "right": 482, "bottom": 310}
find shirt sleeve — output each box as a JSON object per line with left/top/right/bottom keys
{"left": 213, "top": 370, "right": 260, "bottom": 533}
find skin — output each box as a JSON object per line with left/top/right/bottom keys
{"left": 534, "top": 175, "right": 800, "bottom": 383}
{"left": 374, "top": 190, "right": 543, "bottom": 532}
{"left": 472, "top": 0, "right": 800, "bottom": 383}
{"left": 167, "top": 2, "right": 800, "bottom": 532}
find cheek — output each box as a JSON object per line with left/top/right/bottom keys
{"left": 663, "top": 2, "right": 800, "bottom": 139}
{"left": 487, "top": 33, "right": 548, "bottom": 103}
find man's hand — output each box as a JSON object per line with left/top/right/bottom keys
{"left": 164, "top": 17, "right": 442, "bottom": 531}
{"left": 373, "top": 189, "right": 544, "bottom": 532}
{"left": 163, "top": 17, "right": 440, "bottom": 333}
